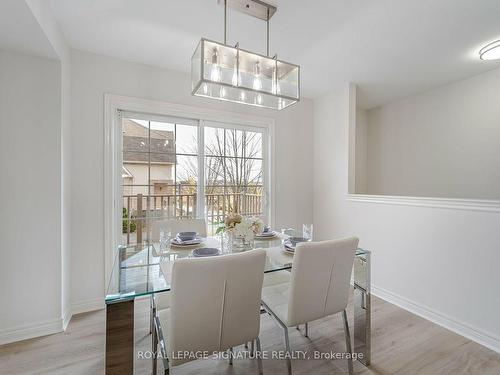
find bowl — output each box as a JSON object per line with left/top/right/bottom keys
{"left": 177, "top": 231, "right": 198, "bottom": 241}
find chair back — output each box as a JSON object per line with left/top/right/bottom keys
{"left": 287, "top": 237, "right": 358, "bottom": 326}
{"left": 151, "top": 218, "right": 207, "bottom": 241}
{"left": 168, "top": 249, "right": 266, "bottom": 365}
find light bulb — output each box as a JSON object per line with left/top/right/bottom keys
{"left": 272, "top": 67, "right": 280, "bottom": 94}
{"left": 220, "top": 86, "right": 227, "bottom": 98}
{"left": 211, "top": 65, "right": 221, "bottom": 82}
{"left": 210, "top": 48, "right": 221, "bottom": 82}
{"left": 231, "top": 65, "right": 240, "bottom": 86}
{"left": 257, "top": 94, "right": 263, "bottom": 105}
{"left": 253, "top": 61, "right": 262, "bottom": 91}
{"left": 202, "top": 83, "right": 208, "bottom": 94}
{"left": 232, "top": 69, "right": 239, "bottom": 86}
{"left": 239, "top": 91, "right": 246, "bottom": 101}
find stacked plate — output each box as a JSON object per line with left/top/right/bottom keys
{"left": 170, "top": 231, "right": 203, "bottom": 247}
{"left": 283, "top": 237, "right": 310, "bottom": 253}
{"left": 255, "top": 227, "right": 277, "bottom": 239}
{"left": 192, "top": 247, "right": 220, "bottom": 257}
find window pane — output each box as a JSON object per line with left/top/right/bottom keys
{"left": 149, "top": 121, "right": 175, "bottom": 154}
{"left": 122, "top": 118, "right": 149, "bottom": 157}
{"left": 176, "top": 123, "right": 198, "bottom": 155}
{"left": 244, "top": 131, "right": 262, "bottom": 158}
{"left": 205, "top": 127, "right": 225, "bottom": 156}
{"left": 176, "top": 155, "right": 198, "bottom": 185}
{"left": 224, "top": 157, "right": 262, "bottom": 186}
{"left": 246, "top": 159, "right": 263, "bottom": 185}
{"left": 151, "top": 188, "right": 176, "bottom": 219}
{"left": 175, "top": 194, "right": 197, "bottom": 218}
{"left": 205, "top": 156, "right": 224, "bottom": 191}
{"left": 243, "top": 185, "right": 263, "bottom": 216}
{"left": 225, "top": 129, "right": 244, "bottom": 157}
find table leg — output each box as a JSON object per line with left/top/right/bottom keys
{"left": 106, "top": 299, "right": 135, "bottom": 374}
{"left": 353, "top": 251, "right": 371, "bottom": 366}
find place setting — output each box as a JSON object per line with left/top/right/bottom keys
{"left": 170, "top": 231, "right": 204, "bottom": 248}
{"left": 283, "top": 236, "right": 311, "bottom": 254}
{"left": 254, "top": 225, "right": 279, "bottom": 239}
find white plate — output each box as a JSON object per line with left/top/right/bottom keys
{"left": 255, "top": 231, "right": 278, "bottom": 239}
{"left": 170, "top": 238, "right": 203, "bottom": 247}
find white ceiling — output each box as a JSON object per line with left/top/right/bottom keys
{"left": 48, "top": 0, "right": 500, "bottom": 108}
{"left": 0, "top": 0, "right": 57, "bottom": 60}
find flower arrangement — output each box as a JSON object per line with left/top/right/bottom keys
{"left": 217, "top": 213, "right": 263, "bottom": 243}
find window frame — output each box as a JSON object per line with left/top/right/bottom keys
{"left": 104, "top": 94, "right": 275, "bottom": 290}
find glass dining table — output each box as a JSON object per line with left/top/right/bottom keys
{"left": 104, "top": 234, "right": 371, "bottom": 374}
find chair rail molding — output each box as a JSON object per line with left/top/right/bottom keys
{"left": 346, "top": 194, "right": 500, "bottom": 213}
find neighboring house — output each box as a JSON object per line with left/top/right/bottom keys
{"left": 122, "top": 119, "right": 175, "bottom": 210}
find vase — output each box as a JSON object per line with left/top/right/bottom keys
{"left": 227, "top": 232, "right": 254, "bottom": 251}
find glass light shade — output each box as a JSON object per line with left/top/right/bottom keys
{"left": 479, "top": 40, "right": 500, "bottom": 61}
{"left": 191, "top": 39, "right": 300, "bottom": 110}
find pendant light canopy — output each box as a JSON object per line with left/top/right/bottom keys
{"left": 191, "top": 0, "right": 300, "bottom": 110}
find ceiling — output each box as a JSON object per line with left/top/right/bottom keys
{"left": 47, "top": 0, "right": 500, "bottom": 108}
{"left": 0, "top": 0, "right": 57, "bottom": 60}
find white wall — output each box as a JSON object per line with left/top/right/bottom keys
{"left": 313, "top": 84, "right": 500, "bottom": 352}
{"left": 364, "top": 67, "right": 500, "bottom": 199}
{"left": 355, "top": 108, "right": 368, "bottom": 194}
{"left": 70, "top": 49, "right": 313, "bottom": 311}
{"left": 26, "top": 0, "right": 73, "bottom": 329}
{"left": 0, "top": 50, "right": 62, "bottom": 343}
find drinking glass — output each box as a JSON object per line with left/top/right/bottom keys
{"left": 303, "top": 224, "right": 313, "bottom": 241}
{"left": 159, "top": 227, "right": 172, "bottom": 254}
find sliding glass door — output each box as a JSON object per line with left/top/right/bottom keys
{"left": 120, "top": 114, "right": 268, "bottom": 244}
{"left": 204, "top": 123, "right": 265, "bottom": 234}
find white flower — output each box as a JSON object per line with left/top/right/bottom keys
{"left": 232, "top": 221, "right": 255, "bottom": 241}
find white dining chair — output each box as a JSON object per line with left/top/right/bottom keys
{"left": 152, "top": 249, "right": 267, "bottom": 375}
{"left": 151, "top": 218, "right": 207, "bottom": 241}
{"left": 149, "top": 218, "right": 208, "bottom": 334}
{"left": 261, "top": 237, "right": 359, "bottom": 375}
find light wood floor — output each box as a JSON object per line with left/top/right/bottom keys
{"left": 1, "top": 292, "right": 500, "bottom": 375}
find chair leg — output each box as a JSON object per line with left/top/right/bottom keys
{"left": 283, "top": 326, "right": 292, "bottom": 375}
{"left": 342, "top": 310, "right": 354, "bottom": 375}
{"left": 256, "top": 337, "right": 263, "bottom": 375}
{"left": 261, "top": 301, "right": 292, "bottom": 374}
{"left": 229, "top": 347, "right": 234, "bottom": 365}
{"left": 152, "top": 320, "right": 158, "bottom": 375}
{"left": 251, "top": 339, "right": 255, "bottom": 355}
{"left": 296, "top": 323, "right": 309, "bottom": 338}
{"left": 149, "top": 296, "right": 153, "bottom": 334}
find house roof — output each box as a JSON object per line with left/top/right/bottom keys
{"left": 122, "top": 119, "right": 175, "bottom": 163}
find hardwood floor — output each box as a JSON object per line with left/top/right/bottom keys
{"left": 1, "top": 293, "right": 499, "bottom": 375}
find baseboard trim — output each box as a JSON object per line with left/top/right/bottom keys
{"left": 62, "top": 308, "right": 72, "bottom": 331}
{"left": 71, "top": 297, "right": 105, "bottom": 315}
{"left": 372, "top": 284, "right": 500, "bottom": 353}
{"left": 0, "top": 319, "right": 63, "bottom": 346}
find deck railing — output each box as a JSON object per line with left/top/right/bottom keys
{"left": 122, "top": 192, "right": 262, "bottom": 244}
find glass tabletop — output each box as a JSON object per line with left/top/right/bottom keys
{"left": 105, "top": 235, "right": 369, "bottom": 303}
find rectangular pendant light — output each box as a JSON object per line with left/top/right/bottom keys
{"left": 191, "top": 38, "right": 300, "bottom": 110}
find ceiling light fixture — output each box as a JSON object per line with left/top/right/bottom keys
{"left": 191, "top": 0, "right": 300, "bottom": 110}
{"left": 479, "top": 39, "right": 500, "bottom": 61}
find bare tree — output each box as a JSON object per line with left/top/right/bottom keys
{"left": 176, "top": 127, "right": 263, "bottom": 215}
